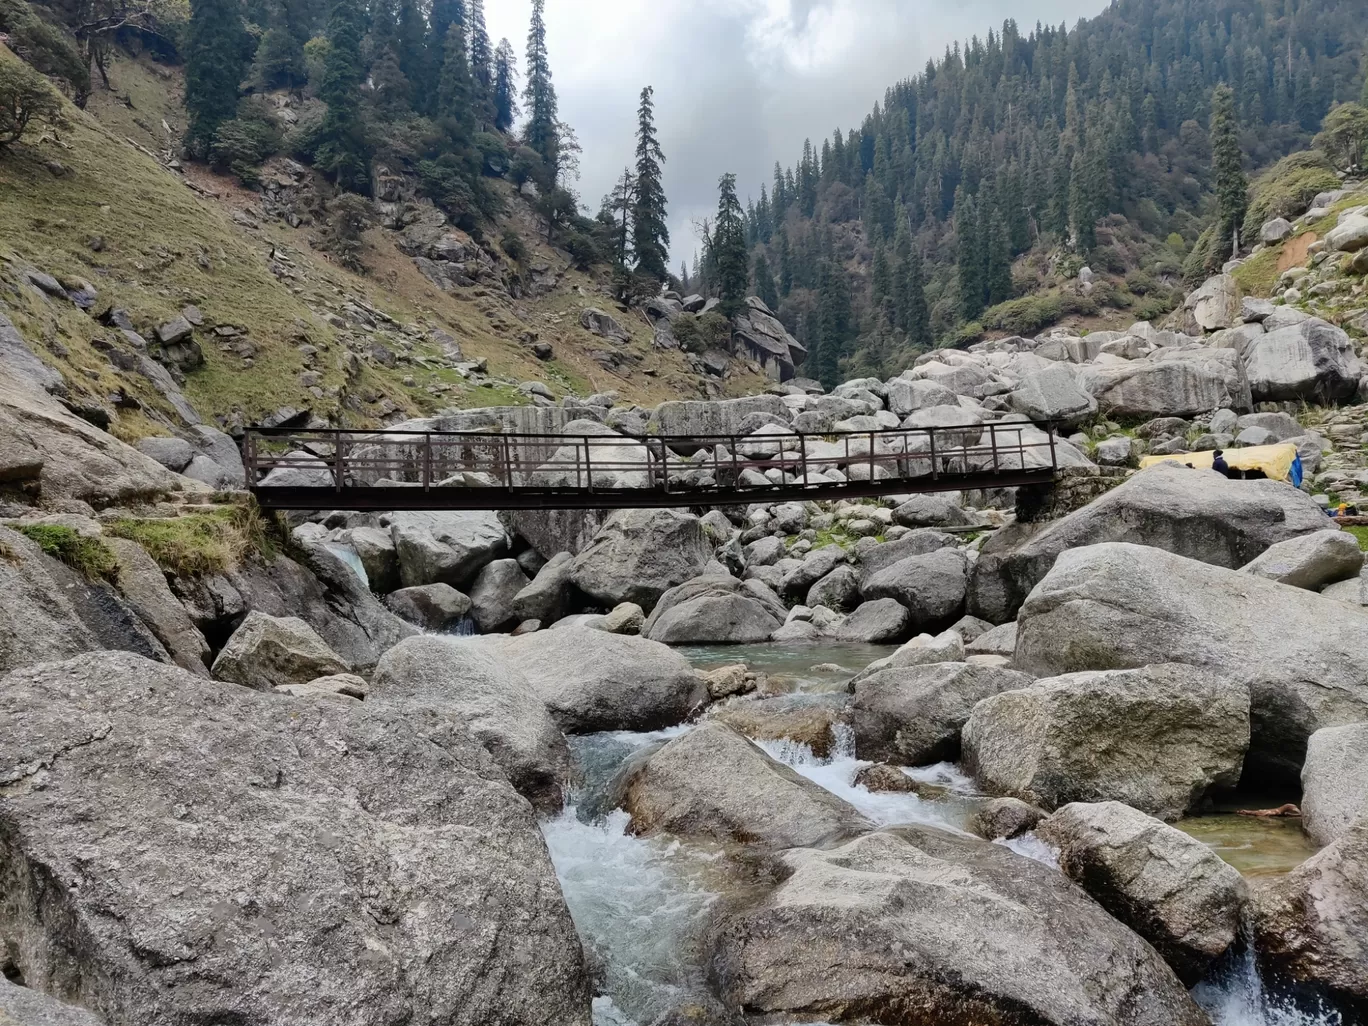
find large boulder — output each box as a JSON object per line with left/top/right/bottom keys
{"left": 511, "top": 551, "right": 574, "bottom": 625}
{"left": 1253, "top": 818, "right": 1368, "bottom": 1008}
{"left": 1079, "top": 347, "right": 1251, "bottom": 418}
{"left": 472, "top": 627, "right": 706, "bottom": 733}
{"left": 1242, "top": 318, "right": 1362, "bottom": 403}
{"left": 968, "top": 463, "right": 1328, "bottom": 623}
{"left": 1006, "top": 364, "right": 1098, "bottom": 427}
{"left": 1183, "top": 273, "right": 1241, "bottom": 332}
{"left": 962, "top": 664, "right": 1249, "bottom": 821}
{"left": 210, "top": 610, "right": 350, "bottom": 691}
{"left": 641, "top": 576, "right": 782, "bottom": 644}
{"left": 0, "top": 526, "right": 167, "bottom": 676}
{"left": 106, "top": 537, "right": 212, "bottom": 677}
{"left": 0, "top": 978, "right": 104, "bottom": 1025}
{"left": 652, "top": 395, "right": 792, "bottom": 438}
{"left": 569, "top": 509, "right": 712, "bottom": 612}
{"left": 852, "top": 662, "right": 1034, "bottom": 765}
{"left": 1015, "top": 543, "right": 1368, "bottom": 782}
{"left": 579, "top": 307, "right": 630, "bottom": 341}
{"left": 713, "top": 827, "right": 1209, "bottom": 1026}
{"left": 835, "top": 598, "right": 911, "bottom": 643}
{"left": 468, "top": 557, "right": 530, "bottom": 633}
{"left": 1037, "top": 801, "right": 1247, "bottom": 985}
{"left": 1301, "top": 724, "right": 1368, "bottom": 846}
{"left": 0, "top": 371, "right": 180, "bottom": 506}
{"left": 371, "top": 636, "right": 571, "bottom": 812}
{"left": 383, "top": 583, "right": 472, "bottom": 631}
{"left": 0, "top": 652, "right": 591, "bottom": 1025}
{"left": 1241, "top": 529, "right": 1364, "bottom": 590}
{"left": 389, "top": 510, "right": 510, "bottom": 588}
{"left": 624, "top": 723, "right": 871, "bottom": 849}
{"left": 860, "top": 548, "right": 969, "bottom": 631}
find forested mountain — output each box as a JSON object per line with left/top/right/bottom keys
{"left": 693, "top": 0, "right": 1368, "bottom": 386}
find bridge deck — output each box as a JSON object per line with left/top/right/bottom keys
{"left": 244, "top": 421, "right": 1062, "bottom": 511}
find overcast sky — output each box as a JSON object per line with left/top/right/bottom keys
{"left": 484, "top": 0, "right": 1107, "bottom": 267}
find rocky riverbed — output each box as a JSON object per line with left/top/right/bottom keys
{"left": 6, "top": 273, "right": 1368, "bottom": 1024}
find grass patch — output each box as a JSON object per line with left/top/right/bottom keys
{"left": 17, "top": 524, "right": 119, "bottom": 581}
{"left": 1233, "top": 248, "right": 1281, "bottom": 298}
{"left": 105, "top": 503, "right": 273, "bottom": 576}
{"left": 1242, "top": 152, "right": 1340, "bottom": 239}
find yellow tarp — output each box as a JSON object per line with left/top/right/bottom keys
{"left": 1139, "top": 443, "right": 1299, "bottom": 482}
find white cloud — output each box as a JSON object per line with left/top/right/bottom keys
{"left": 484, "top": 0, "right": 1107, "bottom": 266}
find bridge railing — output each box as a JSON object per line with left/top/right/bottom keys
{"left": 243, "top": 421, "right": 1060, "bottom": 507}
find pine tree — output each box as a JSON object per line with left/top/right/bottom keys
{"left": 436, "top": 21, "right": 473, "bottom": 144}
{"left": 816, "top": 260, "right": 851, "bottom": 389}
{"left": 903, "top": 248, "right": 931, "bottom": 348}
{"left": 395, "top": 0, "right": 428, "bottom": 102}
{"left": 1210, "top": 82, "right": 1248, "bottom": 259}
{"left": 468, "top": 0, "right": 494, "bottom": 128}
{"left": 1068, "top": 148, "right": 1097, "bottom": 252}
{"left": 315, "top": 0, "right": 370, "bottom": 192}
{"left": 871, "top": 245, "right": 892, "bottom": 307}
{"left": 523, "top": 0, "right": 560, "bottom": 179}
{"left": 985, "top": 213, "right": 1014, "bottom": 306}
{"left": 607, "top": 168, "right": 635, "bottom": 269}
{"left": 184, "top": 0, "right": 250, "bottom": 153}
{"left": 753, "top": 252, "right": 778, "bottom": 311}
{"left": 249, "top": 0, "right": 306, "bottom": 91}
{"left": 493, "top": 38, "right": 519, "bottom": 133}
{"left": 777, "top": 230, "right": 793, "bottom": 296}
{"left": 956, "top": 193, "right": 984, "bottom": 320}
{"left": 680, "top": 261, "right": 691, "bottom": 294}
{"left": 712, "top": 173, "right": 749, "bottom": 317}
{"left": 429, "top": 0, "right": 466, "bottom": 57}
{"left": 631, "top": 86, "right": 670, "bottom": 282}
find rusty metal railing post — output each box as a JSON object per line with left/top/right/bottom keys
{"left": 334, "top": 429, "right": 343, "bottom": 493}
{"left": 1048, "top": 421, "right": 1058, "bottom": 472}
{"left": 585, "top": 438, "right": 594, "bottom": 493}
{"left": 928, "top": 427, "right": 938, "bottom": 482}
{"left": 868, "top": 431, "right": 875, "bottom": 483}
{"left": 990, "top": 423, "right": 1000, "bottom": 475}
{"left": 423, "top": 433, "right": 432, "bottom": 492}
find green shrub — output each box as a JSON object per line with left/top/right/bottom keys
{"left": 672, "top": 311, "right": 732, "bottom": 354}
{"left": 943, "top": 321, "right": 984, "bottom": 348}
{"left": 208, "top": 97, "right": 282, "bottom": 184}
{"left": 0, "top": 54, "right": 64, "bottom": 148}
{"left": 1242, "top": 150, "right": 1340, "bottom": 242}
{"left": 980, "top": 295, "right": 1063, "bottom": 335}
{"left": 500, "top": 227, "right": 527, "bottom": 264}
{"left": 0, "top": 0, "right": 88, "bottom": 97}
{"left": 1124, "top": 269, "right": 1160, "bottom": 295}
{"left": 1182, "top": 224, "right": 1222, "bottom": 283}
{"left": 18, "top": 524, "right": 118, "bottom": 581}
{"left": 564, "top": 231, "right": 601, "bottom": 270}
{"left": 475, "top": 132, "right": 510, "bottom": 177}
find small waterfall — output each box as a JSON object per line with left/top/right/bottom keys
{"left": 1194, "top": 921, "right": 1345, "bottom": 1026}
{"left": 323, "top": 544, "right": 369, "bottom": 590}
{"left": 441, "top": 615, "right": 478, "bottom": 637}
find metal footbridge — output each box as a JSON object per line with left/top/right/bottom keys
{"left": 244, "top": 421, "right": 1062, "bottom": 511}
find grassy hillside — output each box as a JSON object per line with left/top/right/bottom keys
{"left": 0, "top": 46, "right": 761, "bottom": 442}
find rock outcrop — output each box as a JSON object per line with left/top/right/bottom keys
{"left": 852, "top": 662, "right": 1034, "bottom": 765}
{"left": 1037, "top": 801, "right": 1247, "bottom": 985}
{"left": 472, "top": 627, "right": 706, "bottom": 733}
{"left": 1301, "top": 724, "right": 1368, "bottom": 846}
{"left": 569, "top": 509, "right": 713, "bottom": 612}
{"left": 1014, "top": 543, "right": 1368, "bottom": 781}
{"left": 713, "top": 827, "right": 1209, "bottom": 1026}
{"left": 969, "top": 463, "right": 1328, "bottom": 622}
{"left": 624, "top": 723, "right": 871, "bottom": 849}
{"left": 963, "top": 664, "right": 1249, "bottom": 820}
{"left": 371, "top": 636, "right": 571, "bottom": 812}
{"left": 1254, "top": 818, "right": 1368, "bottom": 1009}
{"left": 210, "top": 610, "right": 350, "bottom": 690}
{"left": 642, "top": 575, "right": 783, "bottom": 644}
{"left": 0, "top": 652, "right": 592, "bottom": 1025}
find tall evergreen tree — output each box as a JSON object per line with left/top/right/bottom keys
{"left": 523, "top": 0, "right": 560, "bottom": 178}
{"left": 436, "top": 20, "right": 473, "bottom": 144}
{"left": 183, "top": 0, "right": 250, "bottom": 153}
{"left": 903, "top": 248, "right": 931, "bottom": 348}
{"left": 712, "top": 173, "right": 749, "bottom": 317}
{"left": 631, "top": 86, "right": 670, "bottom": 282}
{"left": 429, "top": 0, "right": 466, "bottom": 58}
{"left": 1211, "top": 82, "right": 1248, "bottom": 260}
{"left": 493, "top": 38, "right": 519, "bottom": 133}
{"left": 468, "top": 0, "right": 494, "bottom": 127}
{"left": 956, "top": 193, "right": 984, "bottom": 320}
{"left": 985, "top": 213, "right": 1014, "bottom": 306}
{"left": 777, "top": 230, "right": 793, "bottom": 296}
{"left": 753, "top": 252, "right": 778, "bottom": 311}
{"left": 395, "top": 0, "right": 428, "bottom": 102}
{"left": 315, "top": 0, "right": 371, "bottom": 192}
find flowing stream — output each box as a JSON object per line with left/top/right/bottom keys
{"left": 539, "top": 643, "right": 1345, "bottom": 1026}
